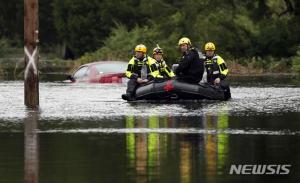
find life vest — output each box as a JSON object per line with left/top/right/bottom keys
{"left": 204, "top": 55, "right": 228, "bottom": 83}
{"left": 156, "top": 60, "right": 175, "bottom": 78}
{"left": 125, "top": 56, "right": 161, "bottom": 79}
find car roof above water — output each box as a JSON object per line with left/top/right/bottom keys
{"left": 82, "top": 61, "right": 127, "bottom": 67}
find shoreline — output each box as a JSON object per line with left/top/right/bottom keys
{"left": 0, "top": 59, "right": 298, "bottom": 80}
{"left": 229, "top": 73, "right": 297, "bottom": 77}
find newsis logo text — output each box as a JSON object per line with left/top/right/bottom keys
{"left": 229, "top": 164, "right": 291, "bottom": 175}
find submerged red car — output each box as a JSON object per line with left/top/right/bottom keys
{"left": 67, "top": 61, "right": 128, "bottom": 83}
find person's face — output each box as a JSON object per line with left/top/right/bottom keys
{"left": 135, "top": 51, "right": 144, "bottom": 59}
{"left": 180, "top": 44, "right": 188, "bottom": 53}
{"left": 153, "top": 54, "right": 163, "bottom": 62}
{"left": 206, "top": 50, "right": 214, "bottom": 57}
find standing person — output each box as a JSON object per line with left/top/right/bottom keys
{"left": 175, "top": 37, "right": 204, "bottom": 84}
{"left": 152, "top": 45, "right": 175, "bottom": 79}
{"left": 122, "top": 44, "right": 162, "bottom": 101}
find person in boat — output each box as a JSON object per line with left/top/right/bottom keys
{"left": 175, "top": 37, "right": 204, "bottom": 84}
{"left": 152, "top": 45, "right": 175, "bottom": 79}
{"left": 203, "top": 42, "right": 231, "bottom": 98}
{"left": 203, "top": 42, "right": 228, "bottom": 85}
{"left": 122, "top": 44, "right": 162, "bottom": 101}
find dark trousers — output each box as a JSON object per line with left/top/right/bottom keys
{"left": 220, "top": 80, "right": 231, "bottom": 99}
{"left": 220, "top": 80, "right": 229, "bottom": 89}
{"left": 126, "top": 78, "right": 139, "bottom": 95}
{"left": 207, "top": 79, "right": 231, "bottom": 99}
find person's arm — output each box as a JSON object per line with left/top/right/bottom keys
{"left": 161, "top": 61, "right": 175, "bottom": 78}
{"left": 216, "top": 56, "right": 228, "bottom": 80}
{"left": 175, "top": 52, "right": 193, "bottom": 74}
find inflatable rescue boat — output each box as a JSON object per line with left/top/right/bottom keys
{"left": 122, "top": 79, "right": 231, "bottom": 101}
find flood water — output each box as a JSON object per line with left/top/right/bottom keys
{"left": 0, "top": 79, "right": 300, "bottom": 183}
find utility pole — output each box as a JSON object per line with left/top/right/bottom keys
{"left": 24, "top": 0, "right": 39, "bottom": 108}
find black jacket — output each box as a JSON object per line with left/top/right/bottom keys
{"left": 175, "top": 48, "right": 204, "bottom": 83}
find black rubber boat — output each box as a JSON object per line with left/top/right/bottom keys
{"left": 122, "top": 79, "right": 231, "bottom": 101}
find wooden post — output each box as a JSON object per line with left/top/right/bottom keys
{"left": 24, "top": 0, "right": 39, "bottom": 108}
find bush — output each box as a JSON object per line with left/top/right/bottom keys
{"left": 0, "top": 38, "right": 10, "bottom": 57}
{"left": 292, "top": 46, "right": 300, "bottom": 76}
{"left": 75, "top": 23, "right": 181, "bottom": 64}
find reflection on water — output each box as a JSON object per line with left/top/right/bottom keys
{"left": 0, "top": 112, "right": 299, "bottom": 182}
{"left": 24, "top": 111, "right": 39, "bottom": 183}
{"left": 126, "top": 116, "right": 166, "bottom": 183}
{"left": 0, "top": 81, "right": 300, "bottom": 182}
{"left": 180, "top": 138, "right": 192, "bottom": 183}
{"left": 120, "top": 113, "right": 298, "bottom": 183}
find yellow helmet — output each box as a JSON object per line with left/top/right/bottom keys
{"left": 178, "top": 37, "right": 191, "bottom": 46}
{"left": 134, "top": 44, "right": 147, "bottom": 53}
{"left": 204, "top": 42, "right": 216, "bottom": 51}
{"left": 153, "top": 44, "right": 163, "bottom": 55}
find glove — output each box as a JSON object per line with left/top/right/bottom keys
{"left": 214, "top": 78, "right": 221, "bottom": 85}
{"left": 137, "top": 78, "right": 148, "bottom": 84}
{"left": 130, "top": 73, "right": 138, "bottom": 79}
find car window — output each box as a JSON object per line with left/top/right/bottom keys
{"left": 73, "top": 66, "right": 88, "bottom": 79}
{"left": 95, "top": 62, "right": 127, "bottom": 74}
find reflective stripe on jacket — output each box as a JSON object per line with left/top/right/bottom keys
{"left": 157, "top": 60, "right": 175, "bottom": 78}
{"left": 204, "top": 55, "right": 228, "bottom": 82}
{"left": 125, "top": 56, "right": 162, "bottom": 80}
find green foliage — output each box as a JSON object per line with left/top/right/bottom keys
{"left": 88, "top": 0, "right": 300, "bottom": 64}
{"left": 95, "top": 23, "right": 178, "bottom": 61}
{"left": 292, "top": 46, "right": 300, "bottom": 75}
{"left": 0, "top": 38, "right": 10, "bottom": 57}
{"left": 0, "top": 0, "right": 23, "bottom": 46}
{"left": 52, "top": 0, "right": 147, "bottom": 57}
{"left": 75, "top": 23, "right": 181, "bottom": 64}
{"left": 0, "top": 38, "right": 23, "bottom": 58}
{"left": 1, "top": 0, "right": 300, "bottom": 67}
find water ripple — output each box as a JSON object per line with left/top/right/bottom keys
{"left": 0, "top": 81, "right": 300, "bottom": 121}
{"left": 38, "top": 128, "right": 300, "bottom": 136}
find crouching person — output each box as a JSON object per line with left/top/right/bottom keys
{"left": 122, "top": 44, "right": 162, "bottom": 101}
